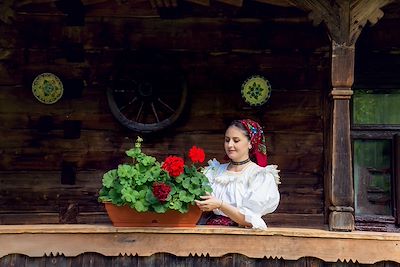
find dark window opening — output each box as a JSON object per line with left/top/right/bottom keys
{"left": 351, "top": 89, "right": 400, "bottom": 231}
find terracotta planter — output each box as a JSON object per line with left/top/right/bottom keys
{"left": 104, "top": 202, "right": 202, "bottom": 227}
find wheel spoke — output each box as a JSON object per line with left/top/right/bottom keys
{"left": 120, "top": 97, "right": 137, "bottom": 111}
{"left": 150, "top": 102, "right": 160, "bottom": 122}
{"left": 157, "top": 97, "right": 175, "bottom": 113}
{"left": 136, "top": 101, "right": 144, "bottom": 122}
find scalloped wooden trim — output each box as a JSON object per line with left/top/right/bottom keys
{"left": 1, "top": 225, "right": 400, "bottom": 264}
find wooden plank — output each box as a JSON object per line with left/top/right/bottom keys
{"left": 0, "top": 213, "right": 60, "bottom": 224}
{"left": 215, "top": 0, "right": 243, "bottom": 7}
{"left": 0, "top": 128, "right": 323, "bottom": 157}
{"left": 9, "top": 16, "right": 325, "bottom": 51}
{"left": 0, "top": 187, "right": 323, "bottom": 214}
{"left": 0, "top": 171, "right": 323, "bottom": 213}
{"left": 0, "top": 84, "right": 324, "bottom": 131}
{"left": 83, "top": 0, "right": 158, "bottom": 17}
{"left": 0, "top": 129, "right": 322, "bottom": 169}
{"left": 0, "top": 171, "right": 321, "bottom": 190}
{"left": 185, "top": 0, "right": 209, "bottom": 6}
{"left": 265, "top": 213, "right": 325, "bottom": 227}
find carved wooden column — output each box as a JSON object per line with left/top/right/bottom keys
{"left": 329, "top": 42, "right": 354, "bottom": 231}
{"left": 289, "top": 0, "right": 394, "bottom": 231}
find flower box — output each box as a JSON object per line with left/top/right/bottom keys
{"left": 98, "top": 137, "right": 211, "bottom": 227}
{"left": 104, "top": 202, "right": 202, "bottom": 227}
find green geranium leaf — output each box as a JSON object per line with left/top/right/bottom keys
{"left": 179, "top": 191, "right": 195, "bottom": 203}
{"left": 108, "top": 188, "right": 120, "bottom": 199}
{"left": 169, "top": 200, "right": 182, "bottom": 210}
{"left": 175, "top": 175, "right": 183, "bottom": 183}
{"left": 190, "top": 188, "right": 202, "bottom": 196}
{"left": 117, "top": 164, "right": 135, "bottom": 178}
{"left": 102, "top": 169, "right": 117, "bottom": 188}
{"left": 178, "top": 203, "right": 189, "bottom": 213}
{"left": 141, "top": 155, "right": 156, "bottom": 166}
{"left": 146, "top": 189, "right": 159, "bottom": 205}
{"left": 203, "top": 185, "right": 213, "bottom": 193}
{"left": 138, "top": 189, "right": 147, "bottom": 199}
{"left": 153, "top": 203, "right": 168, "bottom": 213}
{"left": 134, "top": 201, "right": 148, "bottom": 212}
{"left": 98, "top": 195, "right": 111, "bottom": 202}
{"left": 121, "top": 187, "right": 136, "bottom": 203}
{"left": 126, "top": 147, "right": 141, "bottom": 158}
{"left": 182, "top": 178, "right": 191, "bottom": 189}
{"left": 190, "top": 176, "right": 200, "bottom": 185}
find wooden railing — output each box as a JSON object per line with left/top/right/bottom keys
{"left": 1, "top": 224, "right": 399, "bottom": 264}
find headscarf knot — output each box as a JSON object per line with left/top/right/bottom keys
{"left": 239, "top": 119, "right": 268, "bottom": 167}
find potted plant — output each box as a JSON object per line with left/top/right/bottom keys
{"left": 98, "top": 137, "right": 212, "bottom": 227}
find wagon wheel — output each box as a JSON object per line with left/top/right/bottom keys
{"left": 107, "top": 65, "right": 187, "bottom": 133}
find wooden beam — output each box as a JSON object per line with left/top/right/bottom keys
{"left": 215, "top": 0, "right": 243, "bottom": 7}
{"left": 184, "top": 0, "right": 210, "bottom": 6}
{"left": 149, "top": 0, "right": 178, "bottom": 8}
{"left": 1, "top": 225, "right": 400, "bottom": 264}
{"left": 253, "top": 0, "right": 295, "bottom": 7}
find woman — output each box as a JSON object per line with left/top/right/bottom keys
{"left": 195, "top": 119, "right": 280, "bottom": 229}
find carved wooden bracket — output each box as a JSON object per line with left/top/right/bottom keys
{"left": 290, "top": 0, "right": 394, "bottom": 45}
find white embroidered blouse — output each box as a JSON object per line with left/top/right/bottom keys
{"left": 203, "top": 159, "right": 281, "bottom": 230}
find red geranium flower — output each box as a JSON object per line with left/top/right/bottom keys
{"left": 162, "top": 156, "right": 184, "bottom": 177}
{"left": 188, "top": 146, "right": 205, "bottom": 163}
{"left": 152, "top": 182, "right": 171, "bottom": 202}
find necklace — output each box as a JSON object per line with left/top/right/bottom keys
{"left": 230, "top": 158, "right": 251, "bottom": 165}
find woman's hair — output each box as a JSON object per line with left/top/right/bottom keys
{"left": 227, "top": 120, "right": 250, "bottom": 141}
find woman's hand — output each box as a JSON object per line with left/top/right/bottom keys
{"left": 195, "top": 193, "right": 252, "bottom": 227}
{"left": 195, "top": 192, "right": 222, "bottom": 212}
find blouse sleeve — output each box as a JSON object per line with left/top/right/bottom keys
{"left": 239, "top": 165, "right": 280, "bottom": 230}
{"left": 202, "top": 158, "right": 221, "bottom": 183}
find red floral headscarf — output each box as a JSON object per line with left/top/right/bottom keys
{"left": 240, "top": 119, "right": 268, "bottom": 167}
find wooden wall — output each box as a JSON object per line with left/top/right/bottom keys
{"left": 0, "top": 2, "right": 330, "bottom": 226}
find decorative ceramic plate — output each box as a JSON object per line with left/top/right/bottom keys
{"left": 241, "top": 75, "right": 271, "bottom": 106}
{"left": 32, "top": 73, "right": 63, "bottom": 104}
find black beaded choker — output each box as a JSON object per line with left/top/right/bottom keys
{"left": 230, "top": 158, "right": 251, "bottom": 165}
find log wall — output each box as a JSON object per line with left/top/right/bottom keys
{"left": 0, "top": 2, "right": 330, "bottom": 226}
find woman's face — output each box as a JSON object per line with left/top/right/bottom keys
{"left": 224, "top": 126, "right": 250, "bottom": 162}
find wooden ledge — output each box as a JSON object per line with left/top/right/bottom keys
{"left": 1, "top": 224, "right": 400, "bottom": 264}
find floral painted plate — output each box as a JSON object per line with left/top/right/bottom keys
{"left": 241, "top": 75, "right": 271, "bottom": 106}
{"left": 32, "top": 73, "right": 63, "bottom": 104}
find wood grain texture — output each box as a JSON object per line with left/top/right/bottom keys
{"left": 0, "top": 225, "right": 400, "bottom": 264}
{"left": 0, "top": 12, "right": 328, "bottom": 227}
{"left": 1, "top": 0, "right": 399, "bottom": 231}
{"left": 328, "top": 42, "right": 354, "bottom": 231}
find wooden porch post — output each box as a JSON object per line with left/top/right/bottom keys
{"left": 288, "top": 0, "right": 394, "bottom": 231}
{"left": 328, "top": 42, "right": 354, "bottom": 231}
